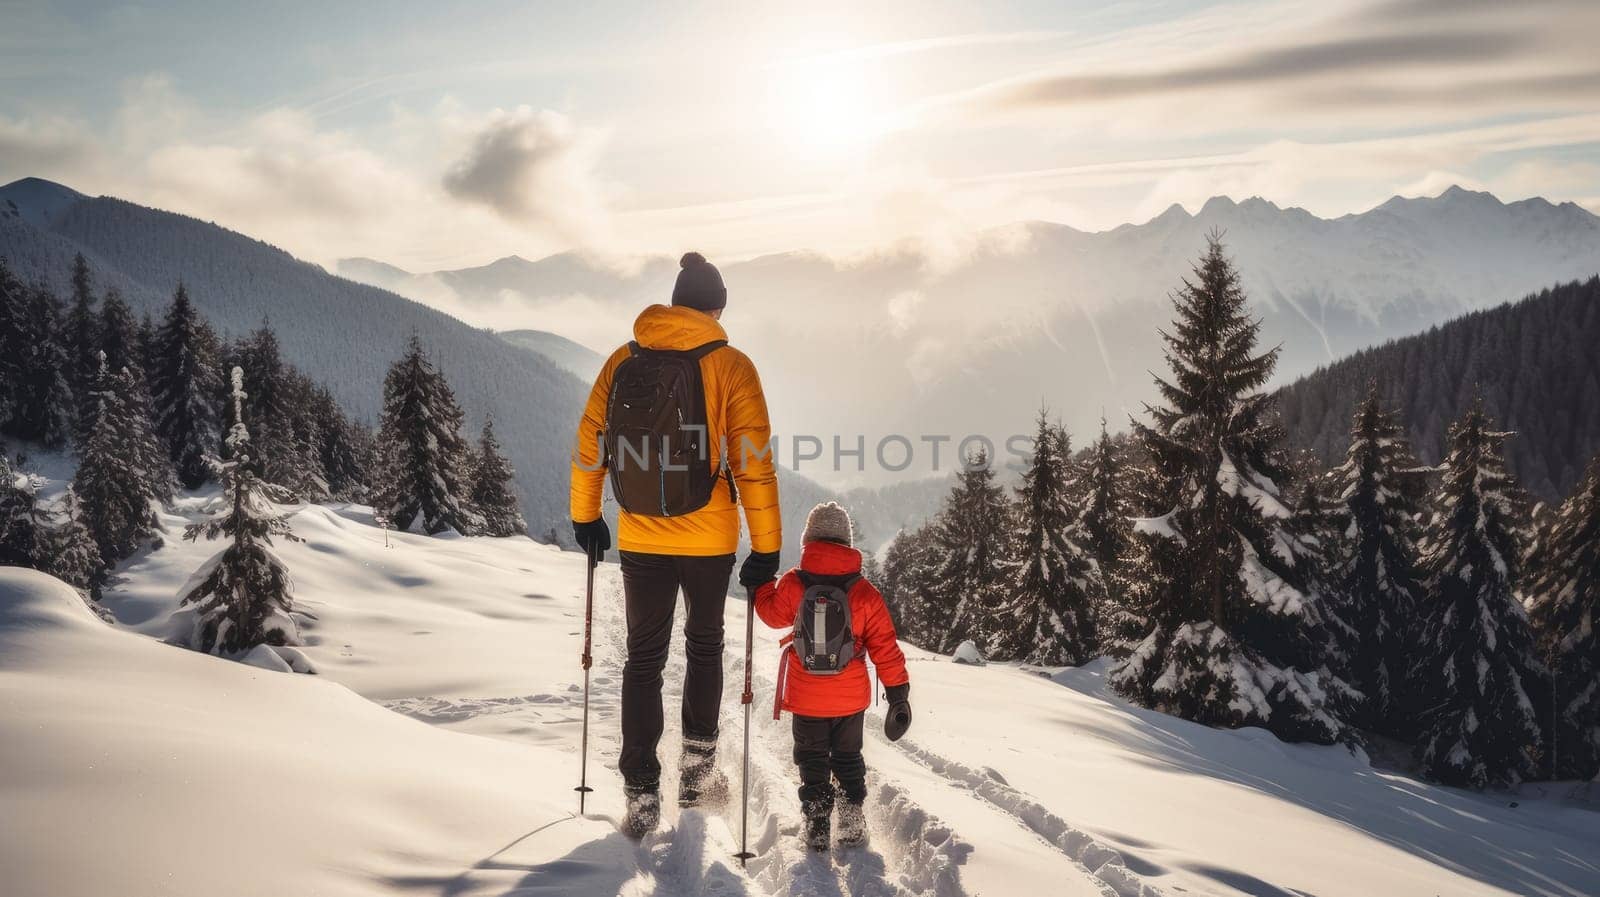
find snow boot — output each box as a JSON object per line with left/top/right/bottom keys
{"left": 621, "top": 785, "right": 661, "bottom": 840}
{"left": 678, "top": 735, "right": 729, "bottom": 808}
{"left": 800, "top": 785, "right": 833, "bottom": 852}
{"left": 836, "top": 799, "right": 867, "bottom": 848}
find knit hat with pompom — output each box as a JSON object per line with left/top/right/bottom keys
{"left": 670, "top": 251, "right": 727, "bottom": 311}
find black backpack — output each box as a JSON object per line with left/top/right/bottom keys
{"left": 792, "top": 573, "right": 860, "bottom": 675}
{"left": 603, "top": 340, "right": 734, "bottom": 517}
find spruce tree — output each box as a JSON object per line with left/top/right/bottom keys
{"left": 12, "top": 284, "right": 77, "bottom": 447}
{"left": 0, "top": 453, "right": 40, "bottom": 567}
{"left": 880, "top": 525, "right": 941, "bottom": 648}
{"left": 1324, "top": 388, "right": 1429, "bottom": 734}
{"left": 469, "top": 417, "right": 527, "bottom": 537}
{"left": 73, "top": 356, "right": 164, "bottom": 563}
{"left": 98, "top": 289, "right": 144, "bottom": 383}
{"left": 41, "top": 486, "right": 105, "bottom": 597}
{"left": 1109, "top": 237, "right": 1348, "bottom": 744}
{"left": 0, "top": 259, "right": 24, "bottom": 428}
{"left": 1080, "top": 418, "right": 1139, "bottom": 652}
{"left": 1412, "top": 403, "right": 1545, "bottom": 787}
{"left": 150, "top": 284, "right": 223, "bottom": 489}
{"left": 232, "top": 323, "right": 324, "bottom": 499}
{"left": 180, "top": 367, "right": 302, "bottom": 655}
{"left": 64, "top": 254, "right": 100, "bottom": 400}
{"left": 932, "top": 449, "right": 1011, "bottom": 653}
{"left": 375, "top": 335, "right": 480, "bottom": 535}
{"left": 1526, "top": 455, "right": 1600, "bottom": 780}
{"left": 311, "top": 386, "right": 369, "bottom": 502}
{"left": 995, "top": 412, "right": 1101, "bottom": 665}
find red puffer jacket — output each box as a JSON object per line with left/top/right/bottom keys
{"left": 753, "top": 540, "right": 909, "bottom": 719}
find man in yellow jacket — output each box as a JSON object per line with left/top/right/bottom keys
{"left": 569, "top": 252, "right": 781, "bottom": 836}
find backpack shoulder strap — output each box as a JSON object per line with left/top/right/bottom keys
{"left": 688, "top": 339, "right": 727, "bottom": 360}
{"left": 626, "top": 340, "right": 641, "bottom": 357}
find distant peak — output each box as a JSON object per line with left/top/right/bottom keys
{"left": 0, "top": 176, "right": 89, "bottom": 227}
{"left": 1198, "top": 195, "right": 1238, "bottom": 215}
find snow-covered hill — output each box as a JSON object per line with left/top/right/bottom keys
{"left": 343, "top": 188, "right": 1600, "bottom": 488}
{"left": 6, "top": 490, "right": 1597, "bottom": 897}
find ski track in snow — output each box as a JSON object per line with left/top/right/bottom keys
{"left": 881, "top": 736, "right": 1163, "bottom": 897}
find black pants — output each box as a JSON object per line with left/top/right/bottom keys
{"left": 793, "top": 712, "right": 867, "bottom": 811}
{"left": 619, "top": 550, "right": 735, "bottom": 789}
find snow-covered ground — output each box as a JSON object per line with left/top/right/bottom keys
{"left": 4, "top": 496, "right": 1599, "bottom": 897}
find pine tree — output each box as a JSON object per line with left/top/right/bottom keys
{"left": 311, "top": 386, "right": 369, "bottom": 502}
{"left": 0, "top": 453, "right": 40, "bottom": 567}
{"left": 1526, "top": 455, "right": 1600, "bottom": 780}
{"left": 64, "top": 254, "right": 100, "bottom": 400}
{"left": 469, "top": 417, "right": 527, "bottom": 537}
{"left": 1109, "top": 236, "right": 1349, "bottom": 744}
{"left": 1412, "top": 403, "right": 1545, "bottom": 787}
{"left": 932, "top": 449, "right": 1011, "bottom": 654}
{"left": 98, "top": 288, "right": 144, "bottom": 383}
{"left": 232, "top": 323, "right": 324, "bottom": 499}
{"left": 180, "top": 366, "right": 303, "bottom": 655}
{"left": 73, "top": 356, "right": 165, "bottom": 563}
{"left": 995, "top": 412, "right": 1101, "bottom": 665}
{"left": 1080, "top": 417, "right": 1137, "bottom": 651}
{"left": 150, "top": 283, "right": 223, "bottom": 489}
{"left": 375, "top": 335, "right": 481, "bottom": 535}
{"left": 10, "top": 284, "right": 77, "bottom": 447}
{"left": 880, "top": 525, "right": 941, "bottom": 646}
{"left": 41, "top": 486, "right": 105, "bottom": 597}
{"left": 0, "top": 259, "right": 24, "bottom": 428}
{"left": 1324, "top": 388, "right": 1429, "bottom": 734}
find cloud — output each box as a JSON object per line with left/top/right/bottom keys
{"left": 441, "top": 106, "right": 611, "bottom": 244}
{"left": 937, "top": 0, "right": 1600, "bottom": 126}
{"left": 0, "top": 113, "right": 95, "bottom": 176}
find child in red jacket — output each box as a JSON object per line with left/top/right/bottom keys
{"left": 753, "top": 501, "right": 911, "bottom": 851}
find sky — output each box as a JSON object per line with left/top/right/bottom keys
{"left": 3, "top": 0, "right": 1600, "bottom": 273}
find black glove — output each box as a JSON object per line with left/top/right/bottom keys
{"left": 884, "top": 683, "right": 912, "bottom": 742}
{"left": 571, "top": 518, "right": 611, "bottom": 561}
{"left": 738, "top": 550, "right": 781, "bottom": 588}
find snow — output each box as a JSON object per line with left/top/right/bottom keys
{"left": 5, "top": 491, "right": 1600, "bottom": 897}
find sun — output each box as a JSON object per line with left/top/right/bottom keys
{"left": 768, "top": 57, "right": 887, "bottom": 158}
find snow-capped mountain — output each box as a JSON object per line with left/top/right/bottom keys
{"left": 0, "top": 177, "right": 587, "bottom": 535}
{"left": 342, "top": 188, "right": 1600, "bottom": 487}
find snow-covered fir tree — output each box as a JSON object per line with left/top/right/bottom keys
{"left": 97, "top": 288, "right": 145, "bottom": 383}
{"left": 1109, "top": 237, "right": 1350, "bottom": 744}
{"left": 1323, "top": 388, "right": 1429, "bottom": 734}
{"left": 932, "top": 449, "right": 1011, "bottom": 653}
{"left": 310, "top": 385, "right": 370, "bottom": 502}
{"left": 1079, "top": 417, "right": 1137, "bottom": 652}
{"left": 73, "top": 356, "right": 165, "bottom": 563}
{"left": 468, "top": 417, "right": 527, "bottom": 537}
{"left": 12, "top": 284, "right": 77, "bottom": 448}
{"left": 374, "top": 335, "right": 481, "bottom": 535}
{"left": 179, "top": 366, "right": 303, "bottom": 655}
{"left": 993, "top": 411, "right": 1101, "bottom": 665}
{"left": 1526, "top": 455, "right": 1600, "bottom": 780}
{"left": 879, "top": 525, "right": 942, "bottom": 647}
{"left": 0, "top": 259, "right": 26, "bottom": 429}
{"left": 150, "top": 283, "right": 223, "bottom": 489}
{"left": 63, "top": 253, "right": 101, "bottom": 400}
{"left": 41, "top": 486, "right": 105, "bottom": 598}
{"left": 0, "top": 452, "right": 40, "bottom": 567}
{"left": 1412, "top": 403, "right": 1545, "bottom": 788}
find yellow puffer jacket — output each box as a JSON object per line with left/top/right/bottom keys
{"left": 570, "top": 305, "right": 781, "bottom": 556}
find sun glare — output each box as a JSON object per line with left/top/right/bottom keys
{"left": 768, "top": 57, "right": 887, "bottom": 158}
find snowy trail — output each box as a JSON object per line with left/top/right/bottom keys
{"left": 381, "top": 560, "right": 1119, "bottom": 897}
{"left": 575, "top": 566, "right": 1113, "bottom": 897}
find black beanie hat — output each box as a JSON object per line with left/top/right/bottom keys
{"left": 671, "top": 252, "right": 727, "bottom": 311}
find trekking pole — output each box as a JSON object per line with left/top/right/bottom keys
{"left": 734, "top": 585, "right": 758, "bottom": 867}
{"left": 575, "top": 544, "right": 597, "bottom": 815}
